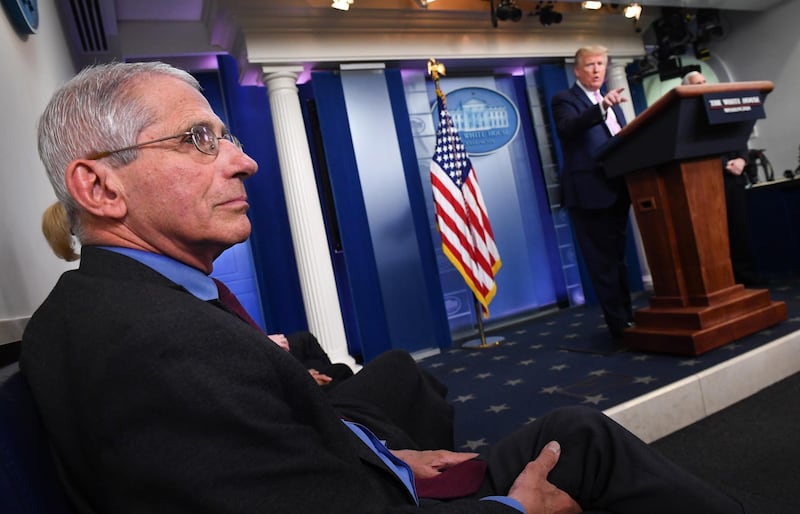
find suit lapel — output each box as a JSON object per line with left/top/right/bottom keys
{"left": 571, "top": 83, "right": 593, "bottom": 110}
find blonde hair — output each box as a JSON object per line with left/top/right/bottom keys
{"left": 574, "top": 45, "right": 609, "bottom": 66}
{"left": 42, "top": 201, "right": 80, "bottom": 261}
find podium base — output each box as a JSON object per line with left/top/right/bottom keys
{"left": 624, "top": 288, "right": 787, "bottom": 356}
{"left": 461, "top": 335, "right": 504, "bottom": 349}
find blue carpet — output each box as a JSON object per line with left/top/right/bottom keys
{"left": 419, "top": 280, "right": 800, "bottom": 451}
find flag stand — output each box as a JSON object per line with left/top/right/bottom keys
{"left": 461, "top": 296, "right": 504, "bottom": 349}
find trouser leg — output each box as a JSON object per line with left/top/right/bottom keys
{"left": 477, "top": 406, "right": 744, "bottom": 514}
{"left": 327, "top": 350, "right": 455, "bottom": 450}
{"left": 569, "top": 201, "right": 633, "bottom": 335}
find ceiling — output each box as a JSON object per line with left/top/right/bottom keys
{"left": 114, "top": 0, "right": 787, "bottom": 21}
{"left": 56, "top": 0, "right": 788, "bottom": 79}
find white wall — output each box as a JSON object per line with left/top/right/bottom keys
{"left": 710, "top": 0, "right": 800, "bottom": 173}
{"left": 0, "top": 0, "right": 77, "bottom": 344}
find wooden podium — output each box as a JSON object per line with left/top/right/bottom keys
{"left": 600, "top": 81, "right": 787, "bottom": 355}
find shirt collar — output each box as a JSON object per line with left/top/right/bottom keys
{"left": 576, "top": 81, "right": 601, "bottom": 103}
{"left": 99, "top": 246, "right": 218, "bottom": 301}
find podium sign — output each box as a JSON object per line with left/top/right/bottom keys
{"left": 599, "top": 81, "right": 786, "bottom": 356}
{"left": 703, "top": 90, "right": 766, "bottom": 125}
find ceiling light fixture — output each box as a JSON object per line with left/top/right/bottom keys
{"left": 582, "top": 1, "right": 602, "bottom": 10}
{"left": 331, "top": 0, "right": 353, "bottom": 11}
{"left": 535, "top": 2, "right": 563, "bottom": 26}
{"left": 496, "top": 0, "right": 523, "bottom": 22}
{"left": 624, "top": 3, "right": 642, "bottom": 20}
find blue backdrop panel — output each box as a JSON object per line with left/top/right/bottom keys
{"left": 214, "top": 56, "right": 308, "bottom": 334}
{"left": 385, "top": 69, "right": 453, "bottom": 353}
{"left": 328, "top": 68, "right": 448, "bottom": 358}
{"left": 301, "top": 72, "right": 390, "bottom": 360}
{"left": 513, "top": 76, "right": 569, "bottom": 306}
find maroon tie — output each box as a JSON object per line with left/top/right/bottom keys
{"left": 212, "top": 278, "right": 264, "bottom": 333}
{"left": 414, "top": 458, "right": 488, "bottom": 499}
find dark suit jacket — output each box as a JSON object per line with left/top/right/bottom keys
{"left": 551, "top": 84, "right": 628, "bottom": 210}
{"left": 21, "top": 247, "right": 513, "bottom": 514}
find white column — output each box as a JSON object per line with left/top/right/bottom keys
{"left": 261, "top": 66, "right": 358, "bottom": 370}
{"left": 607, "top": 59, "right": 636, "bottom": 125}
{"left": 607, "top": 59, "right": 653, "bottom": 290}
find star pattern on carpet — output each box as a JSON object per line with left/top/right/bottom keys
{"left": 418, "top": 282, "right": 799, "bottom": 448}
{"left": 582, "top": 394, "right": 609, "bottom": 405}
{"left": 486, "top": 404, "right": 510, "bottom": 414}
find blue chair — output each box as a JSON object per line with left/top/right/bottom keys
{"left": 0, "top": 365, "right": 78, "bottom": 514}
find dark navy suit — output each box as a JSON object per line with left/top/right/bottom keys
{"left": 552, "top": 83, "right": 633, "bottom": 336}
{"left": 20, "top": 247, "right": 746, "bottom": 513}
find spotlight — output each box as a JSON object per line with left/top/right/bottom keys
{"left": 414, "top": 0, "right": 436, "bottom": 7}
{"left": 331, "top": 0, "right": 353, "bottom": 11}
{"left": 623, "top": 3, "right": 642, "bottom": 20}
{"left": 582, "top": 1, "right": 602, "bottom": 10}
{"left": 535, "top": 2, "right": 563, "bottom": 26}
{"left": 496, "top": 0, "right": 522, "bottom": 22}
{"left": 693, "top": 40, "right": 711, "bottom": 60}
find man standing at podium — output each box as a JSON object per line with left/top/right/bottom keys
{"left": 552, "top": 45, "right": 634, "bottom": 340}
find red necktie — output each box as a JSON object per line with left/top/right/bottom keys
{"left": 212, "top": 278, "right": 264, "bottom": 333}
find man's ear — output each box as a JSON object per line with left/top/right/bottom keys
{"left": 64, "top": 160, "right": 127, "bottom": 220}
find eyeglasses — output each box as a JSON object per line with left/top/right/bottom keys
{"left": 88, "top": 124, "right": 243, "bottom": 160}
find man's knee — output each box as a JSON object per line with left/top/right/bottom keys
{"left": 542, "top": 406, "right": 617, "bottom": 436}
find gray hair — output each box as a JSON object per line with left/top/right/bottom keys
{"left": 37, "top": 61, "right": 201, "bottom": 240}
{"left": 681, "top": 70, "right": 704, "bottom": 85}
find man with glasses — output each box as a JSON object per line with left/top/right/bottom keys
{"left": 22, "top": 62, "right": 747, "bottom": 514}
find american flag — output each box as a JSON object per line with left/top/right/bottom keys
{"left": 430, "top": 94, "right": 501, "bottom": 317}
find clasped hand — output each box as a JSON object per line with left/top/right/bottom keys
{"left": 392, "top": 442, "right": 581, "bottom": 514}
{"left": 725, "top": 157, "right": 746, "bottom": 176}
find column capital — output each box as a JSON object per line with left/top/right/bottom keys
{"left": 261, "top": 65, "right": 304, "bottom": 84}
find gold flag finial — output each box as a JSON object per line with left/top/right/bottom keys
{"left": 427, "top": 58, "right": 446, "bottom": 80}
{"left": 427, "top": 59, "right": 447, "bottom": 100}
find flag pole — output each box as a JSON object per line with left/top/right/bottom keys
{"left": 427, "top": 58, "right": 503, "bottom": 350}
{"left": 461, "top": 295, "right": 504, "bottom": 349}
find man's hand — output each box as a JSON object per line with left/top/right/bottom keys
{"left": 308, "top": 369, "right": 333, "bottom": 386}
{"left": 725, "top": 157, "right": 746, "bottom": 176}
{"left": 507, "top": 441, "right": 582, "bottom": 514}
{"left": 390, "top": 449, "right": 479, "bottom": 479}
{"left": 268, "top": 333, "right": 290, "bottom": 352}
{"left": 602, "top": 87, "right": 628, "bottom": 109}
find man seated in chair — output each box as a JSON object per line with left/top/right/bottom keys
{"left": 22, "top": 61, "right": 747, "bottom": 514}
